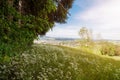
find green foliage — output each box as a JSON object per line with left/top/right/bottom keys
{"left": 0, "top": 6, "right": 35, "bottom": 61}
{"left": 114, "top": 45, "right": 120, "bottom": 56}
{"left": 18, "top": 0, "right": 74, "bottom": 34}
{"left": 100, "top": 41, "right": 120, "bottom": 56}
{"left": 0, "top": 45, "right": 80, "bottom": 80}
{"left": 0, "top": 0, "right": 74, "bottom": 61}
{"left": 78, "top": 40, "right": 95, "bottom": 54}
{"left": 100, "top": 41, "right": 116, "bottom": 56}
{"left": 1, "top": 45, "right": 120, "bottom": 80}
{"left": 78, "top": 40, "right": 120, "bottom": 56}
{"left": 0, "top": 1, "right": 34, "bottom": 61}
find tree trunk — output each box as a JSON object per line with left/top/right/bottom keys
{"left": 18, "top": 0, "right": 22, "bottom": 27}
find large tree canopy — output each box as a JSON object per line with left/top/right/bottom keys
{"left": 19, "top": 0, "right": 74, "bottom": 34}
{"left": 0, "top": 0, "right": 74, "bottom": 60}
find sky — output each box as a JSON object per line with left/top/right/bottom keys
{"left": 46, "top": 0, "right": 120, "bottom": 40}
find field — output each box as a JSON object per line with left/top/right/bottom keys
{"left": 1, "top": 43, "right": 120, "bottom": 80}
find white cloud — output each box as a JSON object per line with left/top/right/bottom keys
{"left": 47, "top": 0, "right": 120, "bottom": 40}
{"left": 46, "top": 25, "right": 80, "bottom": 38}
{"left": 75, "top": 0, "right": 120, "bottom": 40}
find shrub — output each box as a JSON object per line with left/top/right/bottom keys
{"left": 114, "top": 45, "right": 120, "bottom": 56}
{"left": 100, "top": 41, "right": 115, "bottom": 56}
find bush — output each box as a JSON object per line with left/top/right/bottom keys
{"left": 0, "top": 2, "right": 36, "bottom": 61}
{"left": 100, "top": 41, "right": 115, "bottom": 56}
{"left": 114, "top": 45, "right": 120, "bottom": 56}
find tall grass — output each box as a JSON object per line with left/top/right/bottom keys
{"left": 61, "top": 46, "right": 120, "bottom": 80}
{"left": 0, "top": 44, "right": 120, "bottom": 80}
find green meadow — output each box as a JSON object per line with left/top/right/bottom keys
{"left": 1, "top": 44, "right": 120, "bottom": 80}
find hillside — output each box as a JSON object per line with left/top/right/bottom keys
{"left": 57, "top": 45, "right": 120, "bottom": 80}
{"left": 1, "top": 44, "right": 120, "bottom": 80}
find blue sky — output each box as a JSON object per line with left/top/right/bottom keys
{"left": 46, "top": 0, "right": 120, "bottom": 40}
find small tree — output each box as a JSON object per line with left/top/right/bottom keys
{"left": 79, "top": 27, "right": 93, "bottom": 42}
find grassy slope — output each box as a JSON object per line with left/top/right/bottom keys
{"left": 5, "top": 44, "right": 120, "bottom": 80}
{"left": 26, "top": 44, "right": 120, "bottom": 80}
{"left": 54, "top": 45, "right": 120, "bottom": 80}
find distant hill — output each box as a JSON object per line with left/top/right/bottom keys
{"left": 54, "top": 37, "right": 78, "bottom": 41}
{"left": 39, "top": 36, "right": 79, "bottom": 41}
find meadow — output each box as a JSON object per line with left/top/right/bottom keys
{"left": 1, "top": 44, "right": 120, "bottom": 80}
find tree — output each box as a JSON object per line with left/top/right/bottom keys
{"left": 79, "top": 27, "right": 93, "bottom": 42}
{"left": 0, "top": 0, "right": 74, "bottom": 60}
{"left": 17, "top": 0, "right": 74, "bottom": 34}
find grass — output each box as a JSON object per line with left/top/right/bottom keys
{"left": 32, "top": 44, "right": 120, "bottom": 80}
{"left": 58, "top": 45, "right": 120, "bottom": 80}
{"left": 1, "top": 44, "right": 120, "bottom": 80}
